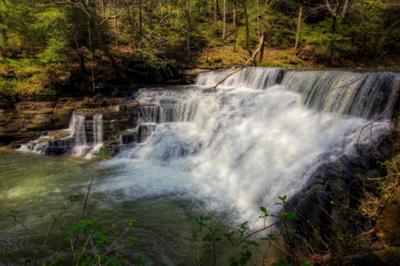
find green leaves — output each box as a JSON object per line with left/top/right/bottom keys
{"left": 262, "top": 233, "right": 277, "bottom": 241}
{"left": 280, "top": 211, "right": 296, "bottom": 221}
{"left": 185, "top": 195, "right": 300, "bottom": 265}
{"left": 127, "top": 218, "right": 135, "bottom": 227}
{"left": 278, "top": 195, "right": 288, "bottom": 205}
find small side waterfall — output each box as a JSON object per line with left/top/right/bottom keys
{"left": 101, "top": 68, "right": 400, "bottom": 222}
{"left": 69, "top": 112, "right": 104, "bottom": 157}
{"left": 69, "top": 113, "right": 88, "bottom": 156}
{"left": 16, "top": 135, "right": 52, "bottom": 154}
{"left": 92, "top": 113, "right": 104, "bottom": 149}
{"left": 18, "top": 112, "right": 105, "bottom": 158}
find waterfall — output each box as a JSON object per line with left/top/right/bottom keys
{"left": 17, "top": 112, "right": 105, "bottom": 158}
{"left": 93, "top": 113, "right": 103, "bottom": 148}
{"left": 69, "top": 112, "right": 105, "bottom": 157}
{"left": 138, "top": 104, "right": 160, "bottom": 123}
{"left": 100, "top": 68, "right": 399, "bottom": 222}
{"left": 83, "top": 113, "right": 104, "bottom": 159}
{"left": 69, "top": 113, "right": 88, "bottom": 156}
{"left": 136, "top": 89, "right": 198, "bottom": 123}
{"left": 195, "top": 67, "right": 283, "bottom": 90}
{"left": 280, "top": 71, "right": 400, "bottom": 120}
{"left": 16, "top": 135, "right": 52, "bottom": 154}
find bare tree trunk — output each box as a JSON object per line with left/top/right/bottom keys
{"left": 114, "top": 16, "right": 119, "bottom": 49}
{"left": 101, "top": 0, "right": 106, "bottom": 14}
{"left": 233, "top": 17, "right": 239, "bottom": 52}
{"left": 233, "top": 1, "right": 239, "bottom": 53}
{"left": 139, "top": 0, "right": 143, "bottom": 36}
{"left": 325, "top": 0, "right": 337, "bottom": 32}
{"left": 87, "top": 19, "right": 96, "bottom": 92}
{"left": 292, "top": 5, "right": 303, "bottom": 56}
{"left": 232, "top": 1, "right": 236, "bottom": 28}
{"left": 74, "top": 34, "right": 86, "bottom": 73}
{"left": 258, "top": 33, "right": 265, "bottom": 63}
{"left": 222, "top": 0, "right": 226, "bottom": 39}
{"left": 241, "top": 0, "right": 252, "bottom": 57}
{"left": 213, "top": 34, "right": 265, "bottom": 91}
{"left": 185, "top": 0, "right": 191, "bottom": 62}
{"left": 125, "top": 0, "right": 135, "bottom": 48}
{"left": 340, "top": 0, "right": 349, "bottom": 22}
{"left": 256, "top": 0, "right": 260, "bottom": 38}
{"left": 208, "top": 1, "right": 212, "bottom": 22}
{"left": 214, "top": 0, "right": 218, "bottom": 21}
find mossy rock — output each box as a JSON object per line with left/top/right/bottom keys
{"left": 376, "top": 188, "right": 400, "bottom": 245}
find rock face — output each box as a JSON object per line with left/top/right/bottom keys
{"left": 286, "top": 128, "right": 395, "bottom": 253}
{"left": 0, "top": 97, "right": 152, "bottom": 156}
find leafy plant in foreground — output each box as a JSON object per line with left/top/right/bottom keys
{"left": 183, "top": 195, "right": 306, "bottom": 266}
{"left": 3, "top": 180, "right": 143, "bottom": 265}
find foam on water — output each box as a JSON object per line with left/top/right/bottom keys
{"left": 99, "top": 68, "right": 398, "bottom": 221}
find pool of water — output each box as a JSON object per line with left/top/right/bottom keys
{"left": 0, "top": 152, "right": 238, "bottom": 265}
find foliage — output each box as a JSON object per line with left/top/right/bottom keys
{"left": 2, "top": 188, "right": 308, "bottom": 265}
{"left": 0, "top": 0, "right": 399, "bottom": 101}
{"left": 185, "top": 195, "right": 307, "bottom": 266}
{"left": 97, "top": 145, "right": 109, "bottom": 160}
{"left": 2, "top": 183, "right": 144, "bottom": 265}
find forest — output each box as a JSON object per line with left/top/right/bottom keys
{"left": 0, "top": 0, "right": 399, "bottom": 101}
{"left": 1, "top": 1, "right": 400, "bottom": 266}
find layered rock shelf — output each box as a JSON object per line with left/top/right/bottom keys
{"left": 0, "top": 97, "right": 157, "bottom": 157}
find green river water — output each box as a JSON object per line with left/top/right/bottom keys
{"left": 0, "top": 152, "right": 236, "bottom": 265}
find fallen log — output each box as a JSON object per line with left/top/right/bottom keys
{"left": 212, "top": 34, "right": 265, "bottom": 91}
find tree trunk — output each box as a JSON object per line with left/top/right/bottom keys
{"left": 93, "top": 22, "right": 121, "bottom": 78}
{"left": 99, "top": 0, "right": 105, "bottom": 14}
{"left": 241, "top": 0, "right": 252, "bottom": 57}
{"left": 232, "top": 1, "right": 236, "bottom": 29}
{"left": 114, "top": 16, "right": 119, "bottom": 49}
{"left": 292, "top": 5, "right": 303, "bottom": 56}
{"left": 213, "top": 34, "right": 265, "bottom": 91}
{"left": 0, "top": 31, "right": 5, "bottom": 58}
{"left": 256, "top": 0, "right": 260, "bottom": 38}
{"left": 74, "top": 34, "right": 86, "bottom": 74}
{"left": 214, "top": 0, "right": 218, "bottom": 21}
{"left": 125, "top": 0, "right": 135, "bottom": 48}
{"left": 340, "top": 0, "right": 349, "bottom": 22}
{"left": 222, "top": 0, "right": 226, "bottom": 39}
{"left": 185, "top": 0, "right": 191, "bottom": 62}
{"left": 139, "top": 0, "right": 143, "bottom": 36}
{"left": 259, "top": 33, "right": 265, "bottom": 63}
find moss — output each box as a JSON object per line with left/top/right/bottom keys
{"left": 0, "top": 58, "right": 69, "bottom": 99}
{"left": 374, "top": 247, "right": 400, "bottom": 265}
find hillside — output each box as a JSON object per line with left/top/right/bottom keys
{"left": 1, "top": 0, "right": 400, "bottom": 104}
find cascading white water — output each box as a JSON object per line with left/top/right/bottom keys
{"left": 70, "top": 112, "right": 104, "bottom": 158}
{"left": 90, "top": 113, "right": 104, "bottom": 155}
{"left": 100, "top": 68, "right": 398, "bottom": 221}
{"left": 17, "top": 112, "right": 104, "bottom": 158}
{"left": 69, "top": 113, "right": 89, "bottom": 156}
{"left": 195, "top": 67, "right": 283, "bottom": 90}
{"left": 16, "top": 135, "right": 53, "bottom": 154}
{"left": 280, "top": 71, "right": 400, "bottom": 119}
{"left": 136, "top": 89, "right": 198, "bottom": 123}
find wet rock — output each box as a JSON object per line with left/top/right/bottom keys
{"left": 0, "top": 97, "right": 141, "bottom": 147}
{"left": 286, "top": 130, "right": 394, "bottom": 252}
{"left": 138, "top": 123, "right": 156, "bottom": 142}
{"left": 375, "top": 187, "right": 400, "bottom": 245}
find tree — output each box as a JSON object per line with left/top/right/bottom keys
{"left": 222, "top": 0, "right": 227, "bottom": 39}
{"left": 240, "top": 0, "right": 251, "bottom": 57}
